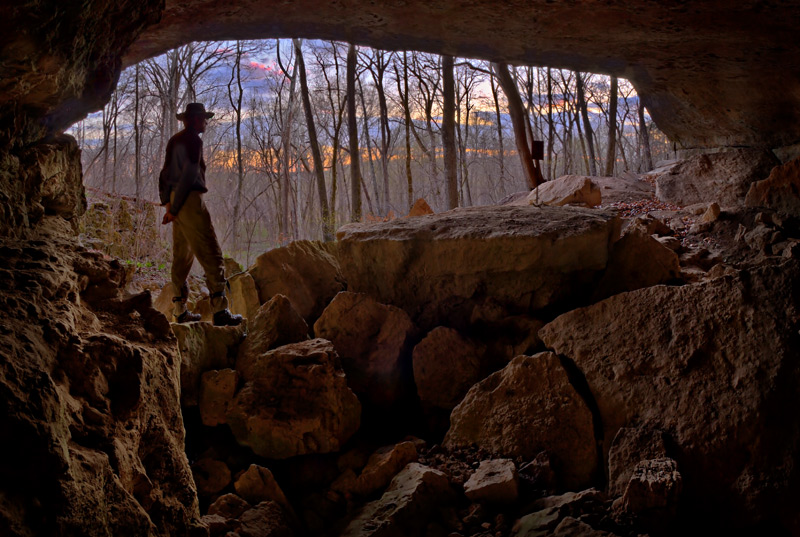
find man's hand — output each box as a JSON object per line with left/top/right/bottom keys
{"left": 162, "top": 203, "right": 177, "bottom": 225}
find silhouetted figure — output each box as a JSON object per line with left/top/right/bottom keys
{"left": 159, "top": 102, "right": 242, "bottom": 326}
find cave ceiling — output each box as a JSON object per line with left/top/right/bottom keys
{"left": 2, "top": 0, "right": 800, "bottom": 148}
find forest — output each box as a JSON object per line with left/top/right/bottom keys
{"left": 68, "top": 39, "right": 674, "bottom": 267}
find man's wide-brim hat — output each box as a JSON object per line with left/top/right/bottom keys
{"left": 177, "top": 102, "right": 214, "bottom": 120}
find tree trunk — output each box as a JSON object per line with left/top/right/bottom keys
{"left": 546, "top": 67, "right": 555, "bottom": 181}
{"left": 489, "top": 73, "right": 505, "bottom": 190}
{"left": 294, "top": 39, "right": 333, "bottom": 241}
{"left": 576, "top": 72, "right": 598, "bottom": 176}
{"left": 638, "top": 102, "right": 654, "bottom": 171}
{"left": 229, "top": 41, "right": 245, "bottom": 252}
{"left": 604, "top": 76, "right": 618, "bottom": 176}
{"left": 279, "top": 43, "right": 298, "bottom": 241}
{"left": 346, "top": 43, "right": 362, "bottom": 222}
{"left": 493, "top": 62, "right": 541, "bottom": 189}
{"left": 402, "top": 52, "right": 413, "bottom": 210}
{"left": 442, "top": 55, "right": 458, "bottom": 209}
{"left": 134, "top": 63, "right": 141, "bottom": 200}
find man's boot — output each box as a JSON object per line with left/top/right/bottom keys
{"left": 173, "top": 297, "right": 201, "bottom": 323}
{"left": 213, "top": 308, "right": 243, "bottom": 326}
{"left": 210, "top": 289, "right": 243, "bottom": 326}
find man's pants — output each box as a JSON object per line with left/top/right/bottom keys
{"left": 170, "top": 191, "right": 228, "bottom": 317}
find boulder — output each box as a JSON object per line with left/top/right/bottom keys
{"left": 199, "top": 368, "right": 239, "bottom": 426}
{"left": 526, "top": 175, "right": 601, "bottom": 207}
{"left": 607, "top": 428, "right": 667, "bottom": 497}
{"left": 248, "top": 240, "right": 345, "bottom": 324}
{"left": 464, "top": 459, "right": 519, "bottom": 503}
{"left": 539, "top": 258, "right": 800, "bottom": 529}
{"left": 238, "top": 501, "right": 293, "bottom": 537}
{"left": 234, "top": 465, "right": 291, "bottom": 512}
{"left": 336, "top": 205, "right": 621, "bottom": 331}
{"left": 445, "top": 353, "right": 598, "bottom": 490}
{"left": 650, "top": 148, "right": 779, "bottom": 206}
{"left": 745, "top": 155, "right": 800, "bottom": 217}
{"left": 314, "top": 291, "right": 417, "bottom": 406}
{"left": 23, "top": 135, "right": 86, "bottom": 221}
{"left": 153, "top": 282, "right": 177, "bottom": 318}
{"left": 513, "top": 490, "right": 606, "bottom": 537}
{"left": 412, "top": 327, "right": 482, "bottom": 409}
{"left": 228, "top": 339, "right": 361, "bottom": 459}
{"left": 228, "top": 271, "right": 261, "bottom": 321}
{"left": 553, "top": 517, "right": 617, "bottom": 536}
{"left": 353, "top": 441, "right": 419, "bottom": 496}
{"left": 237, "top": 294, "right": 309, "bottom": 368}
{"left": 341, "top": 463, "right": 453, "bottom": 537}
{"left": 223, "top": 256, "right": 243, "bottom": 279}
{"left": 590, "top": 174, "right": 655, "bottom": 205}
{"left": 612, "top": 458, "right": 682, "bottom": 526}
{"left": 172, "top": 322, "right": 246, "bottom": 406}
{"left": 407, "top": 197, "right": 434, "bottom": 217}
{"left": 593, "top": 227, "right": 680, "bottom": 299}
{"left": 192, "top": 458, "right": 231, "bottom": 497}
{"left": 209, "top": 493, "right": 251, "bottom": 518}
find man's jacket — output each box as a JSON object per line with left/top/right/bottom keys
{"left": 159, "top": 128, "right": 208, "bottom": 215}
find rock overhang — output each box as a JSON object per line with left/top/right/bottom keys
{"left": 2, "top": 0, "right": 800, "bottom": 149}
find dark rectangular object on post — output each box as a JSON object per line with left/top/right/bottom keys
{"left": 531, "top": 140, "right": 544, "bottom": 161}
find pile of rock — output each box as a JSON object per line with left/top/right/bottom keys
{"left": 167, "top": 192, "right": 800, "bottom": 535}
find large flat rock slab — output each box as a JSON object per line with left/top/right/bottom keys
{"left": 336, "top": 205, "right": 620, "bottom": 330}
{"left": 539, "top": 258, "right": 800, "bottom": 530}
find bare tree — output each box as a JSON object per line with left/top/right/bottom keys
{"left": 576, "top": 71, "right": 598, "bottom": 176}
{"left": 442, "top": 55, "right": 458, "bottom": 209}
{"left": 347, "top": 43, "right": 363, "bottom": 221}
{"left": 604, "top": 76, "right": 618, "bottom": 176}
{"left": 493, "top": 62, "right": 542, "bottom": 189}
{"left": 294, "top": 39, "right": 333, "bottom": 240}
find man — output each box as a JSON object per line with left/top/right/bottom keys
{"left": 159, "top": 102, "right": 243, "bottom": 326}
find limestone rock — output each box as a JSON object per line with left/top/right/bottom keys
{"left": 407, "top": 198, "right": 434, "bottom": 217}
{"left": 248, "top": 240, "right": 344, "bottom": 324}
{"left": 539, "top": 259, "right": 800, "bottom": 528}
{"left": 341, "top": 463, "right": 453, "bottom": 537}
{"left": 314, "top": 291, "right": 417, "bottom": 406}
{"left": 209, "top": 493, "right": 251, "bottom": 518}
{"left": 237, "top": 294, "right": 309, "bottom": 367}
{"left": 337, "top": 205, "right": 620, "bottom": 330}
{"left": 172, "top": 322, "right": 246, "bottom": 406}
{"left": 353, "top": 441, "right": 419, "bottom": 496}
{"left": 228, "top": 339, "right": 361, "bottom": 459}
{"left": 199, "top": 369, "right": 239, "bottom": 427}
{"left": 553, "top": 517, "right": 617, "bottom": 536}
{"left": 745, "top": 155, "right": 800, "bottom": 217}
{"left": 154, "top": 282, "right": 177, "bottom": 318}
{"left": 192, "top": 458, "right": 232, "bottom": 497}
{"left": 607, "top": 428, "right": 667, "bottom": 497}
{"left": 594, "top": 227, "right": 680, "bottom": 299}
{"left": 445, "top": 353, "right": 598, "bottom": 490}
{"left": 527, "top": 175, "right": 601, "bottom": 207}
{"left": 0, "top": 232, "right": 202, "bottom": 536}
{"left": 23, "top": 135, "right": 86, "bottom": 221}
{"left": 513, "top": 490, "right": 606, "bottom": 537}
{"left": 589, "top": 175, "right": 655, "bottom": 205}
{"left": 651, "top": 148, "right": 779, "bottom": 206}
{"left": 224, "top": 256, "right": 243, "bottom": 278}
{"left": 412, "top": 327, "right": 482, "bottom": 409}
{"left": 234, "top": 465, "right": 291, "bottom": 512}
{"left": 464, "top": 459, "right": 519, "bottom": 503}
{"left": 613, "top": 458, "right": 682, "bottom": 526}
{"left": 238, "top": 501, "right": 293, "bottom": 537}
{"left": 699, "top": 202, "right": 721, "bottom": 223}
{"left": 228, "top": 271, "right": 261, "bottom": 321}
